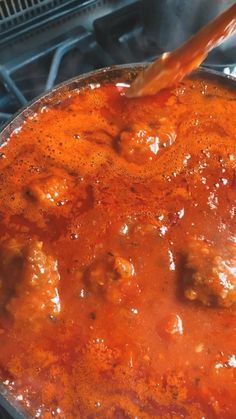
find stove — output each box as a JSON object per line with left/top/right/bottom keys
{"left": 0, "top": 0, "right": 236, "bottom": 131}
{"left": 0, "top": 0, "right": 235, "bottom": 417}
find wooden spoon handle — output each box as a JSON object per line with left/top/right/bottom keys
{"left": 127, "top": 2, "right": 236, "bottom": 98}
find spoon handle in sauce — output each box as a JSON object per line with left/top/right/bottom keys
{"left": 126, "top": 2, "right": 236, "bottom": 98}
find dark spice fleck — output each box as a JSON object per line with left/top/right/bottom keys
{"left": 89, "top": 312, "right": 97, "bottom": 320}
{"left": 195, "top": 377, "right": 201, "bottom": 385}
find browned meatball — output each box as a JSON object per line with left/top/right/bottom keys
{"left": 84, "top": 253, "right": 135, "bottom": 304}
{"left": 183, "top": 239, "right": 236, "bottom": 307}
{"left": 25, "top": 167, "right": 74, "bottom": 207}
{"left": 118, "top": 119, "right": 176, "bottom": 165}
{"left": 0, "top": 240, "right": 61, "bottom": 321}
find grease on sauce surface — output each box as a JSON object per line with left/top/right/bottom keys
{"left": 0, "top": 75, "right": 235, "bottom": 418}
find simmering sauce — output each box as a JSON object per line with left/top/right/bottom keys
{"left": 0, "top": 72, "right": 235, "bottom": 418}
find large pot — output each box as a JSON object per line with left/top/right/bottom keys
{"left": 0, "top": 64, "right": 235, "bottom": 419}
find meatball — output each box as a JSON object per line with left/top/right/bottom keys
{"left": 183, "top": 239, "right": 236, "bottom": 307}
{"left": 118, "top": 119, "right": 176, "bottom": 165}
{"left": 84, "top": 253, "right": 135, "bottom": 304}
{"left": 25, "top": 167, "right": 74, "bottom": 207}
{"left": 0, "top": 240, "right": 61, "bottom": 321}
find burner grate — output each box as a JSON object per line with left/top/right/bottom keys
{"left": 0, "top": 26, "right": 114, "bottom": 127}
{"left": 0, "top": 0, "right": 75, "bottom": 31}
{"left": 0, "top": 0, "right": 129, "bottom": 129}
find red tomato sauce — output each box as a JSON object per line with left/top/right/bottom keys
{"left": 0, "top": 74, "right": 235, "bottom": 418}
